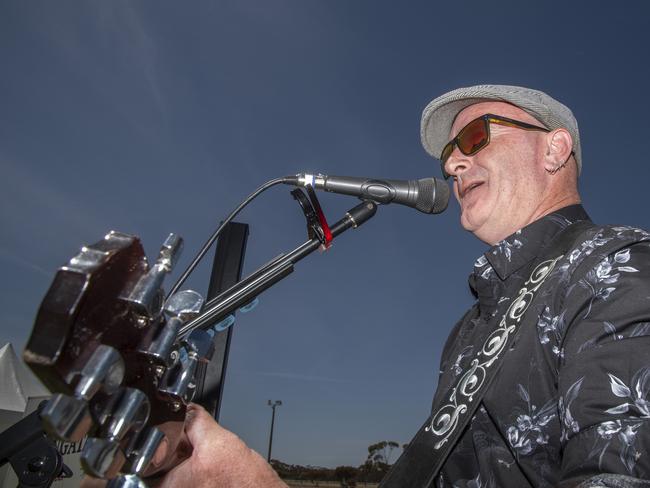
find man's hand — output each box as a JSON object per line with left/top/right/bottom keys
{"left": 150, "top": 403, "right": 288, "bottom": 488}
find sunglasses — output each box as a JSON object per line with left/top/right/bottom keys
{"left": 440, "top": 113, "right": 549, "bottom": 179}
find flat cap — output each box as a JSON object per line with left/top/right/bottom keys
{"left": 420, "top": 84, "right": 581, "bottom": 173}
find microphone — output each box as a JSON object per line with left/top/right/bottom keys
{"left": 283, "top": 173, "right": 450, "bottom": 214}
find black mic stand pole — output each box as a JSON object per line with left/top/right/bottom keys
{"left": 193, "top": 221, "right": 249, "bottom": 420}
{"left": 179, "top": 200, "right": 378, "bottom": 339}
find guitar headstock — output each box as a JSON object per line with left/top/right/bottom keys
{"left": 23, "top": 231, "right": 210, "bottom": 486}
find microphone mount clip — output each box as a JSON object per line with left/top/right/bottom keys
{"left": 290, "top": 187, "right": 333, "bottom": 248}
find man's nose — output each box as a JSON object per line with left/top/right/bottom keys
{"left": 444, "top": 152, "right": 473, "bottom": 177}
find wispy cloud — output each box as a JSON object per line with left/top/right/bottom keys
{"left": 0, "top": 246, "right": 51, "bottom": 277}
{"left": 113, "top": 3, "right": 167, "bottom": 120}
{"left": 33, "top": 3, "right": 169, "bottom": 137}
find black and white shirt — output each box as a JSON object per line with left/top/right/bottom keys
{"left": 435, "top": 205, "right": 650, "bottom": 487}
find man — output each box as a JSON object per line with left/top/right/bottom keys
{"left": 154, "top": 85, "right": 650, "bottom": 487}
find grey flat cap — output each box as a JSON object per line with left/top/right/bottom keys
{"left": 420, "top": 84, "right": 582, "bottom": 173}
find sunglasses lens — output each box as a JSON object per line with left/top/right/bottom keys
{"left": 439, "top": 117, "right": 489, "bottom": 179}
{"left": 458, "top": 118, "right": 488, "bottom": 155}
{"left": 440, "top": 143, "right": 454, "bottom": 179}
{"left": 441, "top": 142, "right": 454, "bottom": 163}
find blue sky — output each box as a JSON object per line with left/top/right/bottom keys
{"left": 2, "top": 0, "right": 650, "bottom": 468}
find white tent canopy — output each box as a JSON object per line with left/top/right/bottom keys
{"left": 0, "top": 342, "right": 50, "bottom": 413}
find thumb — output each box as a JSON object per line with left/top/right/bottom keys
{"left": 183, "top": 403, "right": 218, "bottom": 446}
{"left": 151, "top": 403, "right": 210, "bottom": 470}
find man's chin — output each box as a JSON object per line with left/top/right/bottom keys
{"left": 460, "top": 213, "right": 494, "bottom": 244}
{"left": 459, "top": 210, "right": 482, "bottom": 234}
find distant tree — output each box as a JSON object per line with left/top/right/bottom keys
{"left": 334, "top": 465, "right": 358, "bottom": 486}
{"left": 270, "top": 442, "right": 404, "bottom": 485}
{"left": 366, "top": 440, "right": 400, "bottom": 465}
{"left": 355, "top": 440, "right": 401, "bottom": 482}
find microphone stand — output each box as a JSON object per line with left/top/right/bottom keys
{"left": 179, "top": 200, "right": 377, "bottom": 339}
{"left": 0, "top": 401, "right": 73, "bottom": 488}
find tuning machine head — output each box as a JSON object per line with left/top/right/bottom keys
{"left": 81, "top": 388, "right": 151, "bottom": 479}
{"left": 164, "top": 289, "right": 204, "bottom": 322}
{"left": 122, "top": 233, "right": 184, "bottom": 321}
{"left": 137, "top": 289, "right": 204, "bottom": 371}
{"left": 40, "top": 344, "right": 125, "bottom": 442}
{"left": 81, "top": 437, "right": 125, "bottom": 479}
{"left": 41, "top": 393, "right": 92, "bottom": 442}
{"left": 157, "top": 327, "right": 213, "bottom": 407}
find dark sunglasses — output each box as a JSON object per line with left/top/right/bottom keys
{"left": 440, "top": 113, "right": 549, "bottom": 179}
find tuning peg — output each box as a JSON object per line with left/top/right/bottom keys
{"left": 158, "top": 329, "right": 213, "bottom": 405}
{"left": 101, "top": 388, "right": 150, "bottom": 440}
{"left": 75, "top": 345, "right": 125, "bottom": 399}
{"left": 150, "top": 290, "right": 208, "bottom": 405}
{"left": 81, "top": 388, "right": 150, "bottom": 479}
{"left": 122, "top": 427, "right": 165, "bottom": 475}
{"left": 137, "top": 289, "right": 204, "bottom": 370}
{"left": 40, "top": 345, "right": 125, "bottom": 442}
{"left": 41, "top": 393, "right": 92, "bottom": 442}
{"left": 81, "top": 437, "right": 124, "bottom": 479}
{"left": 137, "top": 320, "right": 181, "bottom": 369}
{"left": 158, "top": 234, "right": 183, "bottom": 271}
{"left": 158, "top": 355, "right": 197, "bottom": 405}
{"left": 122, "top": 234, "right": 184, "bottom": 320}
{"left": 164, "top": 289, "right": 203, "bottom": 321}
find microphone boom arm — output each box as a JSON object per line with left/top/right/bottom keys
{"left": 179, "top": 200, "right": 378, "bottom": 338}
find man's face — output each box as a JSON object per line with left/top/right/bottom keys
{"left": 444, "top": 101, "right": 549, "bottom": 244}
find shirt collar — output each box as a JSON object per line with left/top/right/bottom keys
{"left": 469, "top": 205, "right": 591, "bottom": 301}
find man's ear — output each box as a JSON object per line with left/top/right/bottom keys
{"left": 543, "top": 129, "right": 573, "bottom": 173}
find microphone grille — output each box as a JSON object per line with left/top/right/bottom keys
{"left": 416, "top": 178, "right": 450, "bottom": 214}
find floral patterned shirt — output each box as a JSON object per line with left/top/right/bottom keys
{"left": 434, "top": 205, "right": 650, "bottom": 488}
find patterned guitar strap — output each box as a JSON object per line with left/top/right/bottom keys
{"left": 379, "top": 220, "right": 594, "bottom": 488}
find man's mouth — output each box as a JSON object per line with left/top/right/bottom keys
{"left": 460, "top": 181, "right": 484, "bottom": 199}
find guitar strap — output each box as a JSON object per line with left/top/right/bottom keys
{"left": 379, "top": 219, "right": 594, "bottom": 488}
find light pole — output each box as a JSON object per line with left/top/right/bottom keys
{"left": 267, "top": 400, "right": 282, "bottom": 462}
